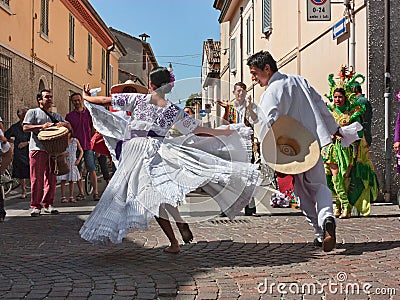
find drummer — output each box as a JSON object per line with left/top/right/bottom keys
{"left": 23, "top": 89, "right": 71, "bottom": 217}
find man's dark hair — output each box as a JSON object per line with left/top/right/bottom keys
{"left": 69, "top": 92, "right": 82, "bottom": 101}
{"left": 234, "top": 82, "right": 247, "bottom": 90}
{"left": 247, "top": 50, "right": 278, "bottom": 72}
{"left": 184, "top": 106, "right": 195, "bottom": 115}
{"left": 354, "top": 85, "right": 362, "bottom": 94}
{"left": 37, "top": 89, "right": 51, "bottom": 103}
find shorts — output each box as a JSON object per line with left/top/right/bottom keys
{"left": 77, "top": 149, "right": 96, "bottom": 172}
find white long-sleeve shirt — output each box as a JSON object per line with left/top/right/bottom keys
{"left": 258, "top": 71, "right": 339, "bottom": 148}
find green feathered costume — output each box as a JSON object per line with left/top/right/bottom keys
{"left": 321, "top": 71, "right": 379, "bottom": 217}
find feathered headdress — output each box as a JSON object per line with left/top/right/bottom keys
{"left": 325, "top": 65, "right": 365, "bottom": 104}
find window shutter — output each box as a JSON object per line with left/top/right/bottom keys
{"left": 69, "top": 14, "right": 75, "bottom": 58}
{"left": 246, "top": 17, "right": 251, "bottom": 55}
{"left": 262, "top": 0, "right": 271, "bottom": 34}
{"left": 40, "top": 0, "right": 49, "bottom": 36}
{"left": 230, "top": 38, "right": 236, "bottom": 72}
{"left": 101, "top": 49, "right": 105, "bottom": 80}
{"left": 88, "top": 34, "right": 92, "bottom": 72}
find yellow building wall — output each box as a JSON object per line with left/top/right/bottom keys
{"left": 0, "top": 1, "right": 33, "bottom": 57}
{"left": 0, "top": 0, "right": 119, "bottom": 96}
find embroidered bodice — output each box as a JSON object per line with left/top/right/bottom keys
{"left": 111, "top": 93, "right": 200, "bottom": 137}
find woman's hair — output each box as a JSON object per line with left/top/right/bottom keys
{"left": 333, "top": 87, "right": 346, "bottom": 99}
{"left": 149, "top": 67, "right": 173, "bottom": 94}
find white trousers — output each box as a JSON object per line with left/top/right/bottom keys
{"left": 293, "top": 159, "right": 334, "bottom": 239}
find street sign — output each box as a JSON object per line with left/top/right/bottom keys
{"left": 332, "top": 17, "right": 346, "bottom": 39}
{"left": 307, "top": 0, "right": 331, "bottom": 21}
{"left": 199, "top": 109, "right": 207, "bottom": 118}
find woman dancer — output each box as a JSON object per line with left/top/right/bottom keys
{"left": 79, "top": 67, "right": 259, "bottom": 253}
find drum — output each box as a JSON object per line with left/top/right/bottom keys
{"left": 38, "top": 126, "right": 69, "bottom": 155}
{"left": 38, "top": 126, "right": 70, "bottom": 175}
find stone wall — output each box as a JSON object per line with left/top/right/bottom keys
{"left": 368, "top": 0, "right": 400, "bottom": 201}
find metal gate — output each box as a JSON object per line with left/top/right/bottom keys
{"left": 0, "top": 53, "right": 12, "bottom": 129}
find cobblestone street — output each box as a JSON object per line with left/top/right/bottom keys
{"left": 0, "top": 185, "right": 399, "bottom": 299}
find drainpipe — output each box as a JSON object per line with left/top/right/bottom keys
{"left": 252, "top": 0, "right": 255, "bottom": 100}
{"left": 297, "top": 0, "right": 301, "bottom": 74}
{"left": 348, "top": 1, "right": 355, "bottom": 70}
{"left": 240, "top": 6, "right": 244, "bottom": 82}
{"left": 384, "top": 0, "right": 391, "bottom": 201}
{"left": 106, "top": 43, "right": 115, "bottom": 96}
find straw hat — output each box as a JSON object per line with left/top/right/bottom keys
{"left": 262, "top": 115, "right": 320, "bottom": 174}
{"left": 111, "top": 80, "right": 148, "bottom": 94}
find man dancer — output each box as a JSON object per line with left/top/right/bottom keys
{"left": 217, "top": 82, "right": 260, "bottom": 216}
{"left": 66, "top": 92, "right": 99, "bottom": 201}
{"left": 23, "top": 89, "right": 71, "bottom": 217}
{"left": 247, "top": 51, "right": 338, "bottom": 252}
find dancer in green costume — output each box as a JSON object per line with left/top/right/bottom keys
{"left": 321, "top": 67, "right": 379, "bottom": 218}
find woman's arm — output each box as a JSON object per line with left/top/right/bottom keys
{"left": 82, "top": 84, "right": 111, "bottom": 106}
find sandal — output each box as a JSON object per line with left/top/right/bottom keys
{"left": 69, "top": 197, "right": 77, "bottom": 203}
{"left": 93, "top": 193, "right": 100, "bottom": 201}
{"left": 76, "top": 193, "right": 85, "bottom": 201}
{"left": 176, "top": 222, "right": 193, "bottom": 244}
{"left": 61, "top": 197, "right": 68, "bottom": 203}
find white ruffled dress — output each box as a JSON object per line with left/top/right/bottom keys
{"left": 79, "top": 93, "right": 259, "bottom": 244}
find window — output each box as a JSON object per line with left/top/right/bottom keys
{"left": 262, "top": 0, "right": 272, "bottom": 35}
{"left": 40, "top": 0, "right": 49, "bottom": 37}
{"left": 101, "top": 49, "right": 105, "bottom": 81}
{"left": 0, "top": 54, "right": 11, "bottom": 128}
{"left": 246, "top": 16, "right": 252, "bottom": 55}
{"left": 87, "top": 34, "right": 92, "bottom": 73}
{"left": 229, "top": 37, "right": 236, "bottom": 72}
{"left": 69, "top": 14, "right": 75, "bottom": 59}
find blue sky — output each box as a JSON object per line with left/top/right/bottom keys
{"left": 89, "top": 0, "right": 221, "bottom": 104}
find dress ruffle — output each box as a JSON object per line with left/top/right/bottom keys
{"left": 80, "top": 101, "right": 260, "bottom": 244}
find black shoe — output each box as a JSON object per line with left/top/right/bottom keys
{"left": 322, "top": 216, "right": 336, "bottom": 252}
{"left": 244, "top": 205, "right": 257, "bottom": 216}
{"left": 219, "top": 211, "right": 227, "bottom": 217}
{"left": 0, "top": 209, "right": 5, "bottom": 222}
{"left": 313, "top": 238, "right": 322, "bottom": 247}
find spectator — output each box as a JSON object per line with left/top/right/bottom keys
{"left": 353, "top": 84, "right": 372, "bottom": 146}
{"left": 184, "top": 107, "right": 195, "bottom": 117}
{"left": 57, "top": 130, "right": 83, "bottom": 203}
{"left": 23, "top": 89, "right": 71, "bottom": 217}
{"left": 5, "top": 107, "right": 31, "bottom": 199}
{"left": 65, "top": 92, "right": 100, "bottom": 201}
{"left": 0, "top": 116, "right": 13, "bottom": 181}
{"left": 217, "top": 82, "right": 260, "bottom": 216}
{"left": 0, "top": 117, "right": 12, "bottom": 222}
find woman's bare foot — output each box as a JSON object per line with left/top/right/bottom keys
{"left": 176, "top": 222, "right": 193, "bottom": 244}
{"left": 163, "top": 244, "right": 180, "bottom": 254}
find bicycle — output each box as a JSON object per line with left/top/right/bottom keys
{"left": 84, "top": 155, "right": 113, "bottom": 195}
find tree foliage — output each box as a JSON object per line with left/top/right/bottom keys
{"left": 185, "top": 92, "right": 201, "bottom": 107}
